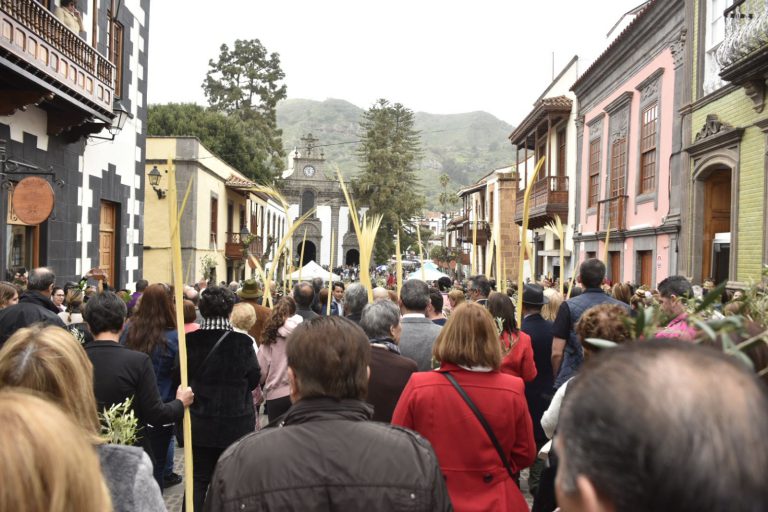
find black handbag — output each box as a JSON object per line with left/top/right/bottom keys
{"left": 441, "top": 371, "right": 516, "bottom": 480}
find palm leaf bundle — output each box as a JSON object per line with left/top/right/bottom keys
{"left": 336, "top": 166, "right": 382, "bottom": 302}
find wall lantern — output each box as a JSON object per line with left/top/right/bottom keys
{"left": 148, "top": 165, "right": 167, "bottom": 199}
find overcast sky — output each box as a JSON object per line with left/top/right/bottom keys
{"left": 147, "top": 1, "right": 644, "bottom": 125}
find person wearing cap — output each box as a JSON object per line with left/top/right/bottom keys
{"left": 518, "top": 283, "right": 554, "bottom": 498}
{"left": 535, "top": 302, "right": 632, "bottom": 512}
{"left": 237, "top": 279, "right": 271, "bottom": 343}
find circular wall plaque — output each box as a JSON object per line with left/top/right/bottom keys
{"left": 12, "top": 176, "right": 55, "bottom": 225}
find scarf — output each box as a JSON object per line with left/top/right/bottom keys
{"left": 199, "top": 317, "right": 233, "bottom": 331}
{"left": 369, "top": 336, "right": 401, "bottom": 355}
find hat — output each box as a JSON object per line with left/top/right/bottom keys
{"left": 522, "top": 284, "right": 549, "bottom": 306}
{"left": 237, "top": 279, "right": 261, "bottom": 299}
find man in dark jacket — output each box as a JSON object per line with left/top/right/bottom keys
{"left": 520, "top": 284, "right": 554, "bottom": 497}
{"left": 83, "top": 291, "right": 193, "bottom": 490}
{"left": 0, "top": 267, "right": 66, "bottom": 347}
{"left": 551, "top": 259, "right": 629, "bottom": 388}
{"left": 204, "top": 316, "right": 452, "bottom": 512}
{"left": 293, "top": 282, "right": 319, "bottom": 320}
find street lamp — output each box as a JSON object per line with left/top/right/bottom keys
{"left": 147, "top": 165, "right": 167, "bottom": 199}
{"left": 88, "top": 100, "right": 133, "bottom": 141}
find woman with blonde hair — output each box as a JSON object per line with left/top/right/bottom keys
{"left": 0, "top": 390, "right": 113, "bottom": 512}
{"left": 0, "top": 325, "right": 165, "bottom": 511}
{"left": 541, "top": 287, "right": 563, "bottom": 322}
{"left": 447, "top": 288, "right": 466, "bottom": 311}
{"left": 392, "top": 302, "right": 536, "bottom": 511}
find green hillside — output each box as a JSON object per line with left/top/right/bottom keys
{"left": 276, "top": 98, "right": 516, "bottom": 209}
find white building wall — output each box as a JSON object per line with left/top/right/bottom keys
{"left": 338, "top": 206, "right": 349, "bottom": 264}
{"left": 316, "top": 205, "right": 332, "bottom": 266}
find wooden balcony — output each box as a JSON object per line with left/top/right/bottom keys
{"left": 717, "top": 0, "right": 768, "bottom": 112}
{"left": 225, "top": 232, "right": 263, "bottom": 260}
{"left": 456, "top": 220, "right": 490, "bottom": 245}
{"left": 0, "top": 0, "right": 115, "bottom": 129}
{"left": 514, "top": 176, "right": 569, "bottom": 229}
{"left": 597, "top": 195, "right": 628, "bottom": 232}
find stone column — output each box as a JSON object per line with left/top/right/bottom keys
{"left": 330, "top": 203, "right": 340, "bottom": 268}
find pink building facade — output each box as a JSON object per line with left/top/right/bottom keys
{"left": 571, "top": 0, "right": 686, "bottom": 288}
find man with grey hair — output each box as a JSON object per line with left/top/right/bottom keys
{"left": 398, "top": 279, "right": 442, "bottom": 371}
{"left": 0, "top": 267, "right": 66, "bottom": 347}
{"left": 343, "top": 283, "right": 368, "bottom": 324}
{"left": 555, "top": 341, "right": 768, "bottom": 512}
{"left": 360, "top": 300, "right": 417, "bottom": 422}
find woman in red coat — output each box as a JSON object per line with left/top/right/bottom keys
{"left": 392, "top": 302, "right": 537, "bottom": 512}
{"left": 488, "top": 292, "right": 537, "bottom": 382}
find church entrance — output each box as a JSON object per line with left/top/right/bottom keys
{"left": 298, "top": 241, "right": 316, "bottom": 265}
{"left": 345, "top": 249, "right": 360, "bottom": 266}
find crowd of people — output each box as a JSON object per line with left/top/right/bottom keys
{"left": 0, "top": 260, "right": 766, "bottom": 511}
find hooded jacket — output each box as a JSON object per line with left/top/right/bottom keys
{"left": 0, "top": 291, "right": 66, "bottom": 347}
{"left": 204, "top": 397, "right": 452, "bottom": 512}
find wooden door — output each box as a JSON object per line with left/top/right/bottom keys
{"left": 702, "top": 171, "right": 731, "bottom": 281}
{"left": 609, "top": 251, "right": 621, "bottom": 285}
{"left": 639, "top": 251, "right": 653, "bottom": 288}
{"left": 99, "top": 201, "right": 116, "bottom": 287}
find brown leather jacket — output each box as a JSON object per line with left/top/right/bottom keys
{"left": 203, "top": 397, "right": 453, "bottom": 512}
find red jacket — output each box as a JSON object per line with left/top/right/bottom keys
{"left": 500, "top": 330, "right": 537, "bottom": 382}
{"left": 392, "top": 364, "right": 536, "bottom": 512}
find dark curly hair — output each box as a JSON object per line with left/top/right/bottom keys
{"left": 261, "top": 296, "right": 296, "bottom": 346}
{"left": 199, "top": 286, "right": 236, "bottom": 319}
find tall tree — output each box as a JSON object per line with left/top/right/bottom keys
{"left": 202, "top": 39, "right": 287, "bottom": 180}
{"left": 354, "top": 99, "right": 425, "bottom": 263}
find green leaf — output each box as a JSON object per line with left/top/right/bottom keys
{"left": 695, "top": 281, "right": 727, "bottom": 314}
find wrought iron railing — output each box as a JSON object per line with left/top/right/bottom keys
{"left": 716, "top": 0, "right": 768, "bottom": 69}
{"left": 597, "top": 195, "right": 628, "bottom": 232}
{"left": 0, "top": 0, "right": 113, "bottom": 86}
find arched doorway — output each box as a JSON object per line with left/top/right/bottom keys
{"left": 702, "top": 168, "right": 731, "bottom": 283}
{"left": 297, "top": 241, "right": 316, "bottom": 265}
{"left": 345, "top": 249, "right": 360, "bottom": 266}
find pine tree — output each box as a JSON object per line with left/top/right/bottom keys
{"left": 354, "top": 99, "right": 425, "bottom": 263}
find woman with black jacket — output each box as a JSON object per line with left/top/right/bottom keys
{"left": 186, "top": 286, "right": 260, "bottom": 511}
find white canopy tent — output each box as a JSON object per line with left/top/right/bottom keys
{"left": 289, "top": 260, "right": 341, "bottom": 282}
{"left": 407, "top": 261, "right": 450, "bottom": 281}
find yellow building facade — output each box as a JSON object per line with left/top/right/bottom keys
{"left": 143, "top": 137, "right": 286, "bottom": 285}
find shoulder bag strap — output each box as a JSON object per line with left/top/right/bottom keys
{"left": 442, "top": 371, "right": 515, "bottom": 479}
{"left": 193, "top": 331, "right": 231, "bottom": 378}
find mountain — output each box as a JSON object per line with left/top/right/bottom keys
{"left": 276, "top": 98, "right": 515, "bottom": 209}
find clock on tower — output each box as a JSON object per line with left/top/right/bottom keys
{"left": 303, "top": 165, "right": 316, "bottom": 177}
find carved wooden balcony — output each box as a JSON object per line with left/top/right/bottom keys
{"left": 225, "top": 232, "right": 263, "bottom": 260}
{"left": 596, "top": 195, "right": 628, "bottom": 232}
{"left": 514, "top": 176, "right": 569, "bottom": 229}
{"left": 0, "top": 0, "right": 115, "bottom": 132}
{"left": 716, "top": 0, "right": 768, "bottom": 112}
{"left": 457, "top": 220, "right": 490, "bottom": 245}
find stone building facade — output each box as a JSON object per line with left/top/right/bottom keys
{"left": 679, "top": 0, "right": 768, "bottom": 286}
{"left": 279, "top": 135, "right": 357, "bottom": 268}
{"left": 0, "top": 0, "right": 149, "bottom": 289}
{"left": 570, "top": 0, "right": 686, "bottom": 287}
